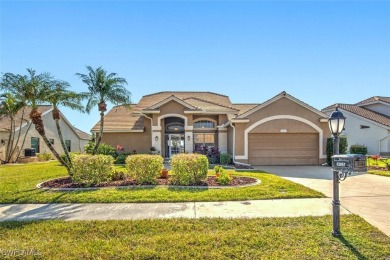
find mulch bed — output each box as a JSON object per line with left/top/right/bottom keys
{"left": 41, "top": 176, "right": 257, "bottom": 189}
{"left": 367, "top": 166, "right": 388, "bottom": 171}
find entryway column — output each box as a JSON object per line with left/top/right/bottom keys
{"left": 185, "top": 127, "right": 193, "bottom": 153}
{"left": 152, "top": 126, "right": 162, "bottom": 154}
{"left": 218, "top": 128, "right": 228, "bottom": 153}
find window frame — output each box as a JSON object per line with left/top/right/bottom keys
{"left": 31, "top": 137, "right": 40, "bottom": 153}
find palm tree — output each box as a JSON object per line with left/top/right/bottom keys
{"left": 76, "top": 66, "right": 131, "bottom": 154}
{"left": 45, "top": 80, "right": 85, "bottom": 168}
{"left": 0, "top": 93, "right": 25, "bottom": 162}
{"left": 0, "top": 69, "right": 68, "bottom": 168}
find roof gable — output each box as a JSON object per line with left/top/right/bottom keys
{"left": 238, "top": 91, "right": 328, "bottom": 118}
{"left": 356, "top": 96, "right": 390, "bottom": 106}
{"left": 322, "top": 103, "right": 390, "bottom": 128}
{"left": 145, "top": 95, "right": 199, "bottom": 110}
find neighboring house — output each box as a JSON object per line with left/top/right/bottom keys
{"left": 0, "top": 106, "right": 91, "bottom": 161}
{"left": 322, "top": 96, "right": 390, "bottom": 155}
{"left": 92, "top": 91, "right": 331, "bottom": 166}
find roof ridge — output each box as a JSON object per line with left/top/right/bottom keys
{"left": 183, "top": 96, "right": 238, "bottom": 111}
{"left": 334, "top": 104, "right": 390, "bottom": 127}
{"left": 142, "top": 91, "right": 229, "bottom": 98}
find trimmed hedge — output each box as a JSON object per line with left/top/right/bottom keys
{"left": 220, "top": 153, "right": 231, "bottom": 165}
{"left": 126, "top": 154, "right": 164, "bottom": 184}
{"left": 115, "top": 153, "right": 131, "bottom": 164}
{"left": 71, "top": 154, "right": 114, "bottom": 187}
{"left": 171, "top": 154, "right": 209, "bottom": 185}
{"left": 326, "top": 137, "right": 348, "bottom": 166}
{"left": 350, "top": 144, "right": 368, "bottom": 155}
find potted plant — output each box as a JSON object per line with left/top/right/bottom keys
{"left": 161, "top": 168, "right": 169, "bottom": 178}
{"left": 150, "top": 146, "right": 157, "bottom": 154}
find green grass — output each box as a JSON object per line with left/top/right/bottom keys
{"left": 0, "top": 215, "right": 389, "bottom": 259}
{"left": 0, "top": 161, "right": 323, "bottom": 203}
{"left": 368, "top": 170, "right": 390, "bottom": 177}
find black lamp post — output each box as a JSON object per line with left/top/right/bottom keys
{"left": 328, "top": 109, "right": 346, "bottom": 236}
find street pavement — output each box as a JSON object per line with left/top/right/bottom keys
{"left": 257, "top": 166, "right": 390, "bottom": 237}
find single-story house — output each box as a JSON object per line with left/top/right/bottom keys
{"left": 92, "top": 91, "right": 332, "bottom": 166}
{"left": 322, "top": 96, "right": 390, "bottom": 155}
{"left": 0, "top": 106, "right": 91, "bottom": 161}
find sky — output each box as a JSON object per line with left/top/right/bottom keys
{"left": 1, "top": 1, "right": 389, "bottom": 134}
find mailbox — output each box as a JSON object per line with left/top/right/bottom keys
{"left": 331, "top": 154, "right": 367, "bottom": 173}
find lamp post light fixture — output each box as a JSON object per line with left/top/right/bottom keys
{"left": 187, "top": 135, "right": 191, "bottom": 141}
{"left": 328, "top": 108, "right": 346, "bottom": 237}
{"left": 155, "top": 136, "right": 158, "bottom": 142}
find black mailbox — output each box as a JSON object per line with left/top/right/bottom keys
{"left": 331, "top": 154, "right": 367, "bottom": 173}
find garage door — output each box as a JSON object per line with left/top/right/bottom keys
{"left": 248, "top": 133, "right": 319, "bottom": 165}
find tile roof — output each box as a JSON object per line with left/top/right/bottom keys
{"left": 0, "top": 106, "right": 52, "bottom": 130}
{"left": 73, "top": 127, "right": 91, "bottom": 140}
{"left": 355, "top": 96, "right": 390, "bottom": 106}
{"left": 91, "top": 105, "right": 143, "bottom": 132}
{"left": 232, "top": 103, "right": 259, "bottom": 115}
{"left": 322, "top": 103, "right": 390, "bottom": 128}
{"left": 183, "top": 97, "right": 239, "bottom": 112}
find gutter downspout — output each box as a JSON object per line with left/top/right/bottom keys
{"left": 228, "top": 121, "right": 252, "bottom": 167}
{"left": 379, "top": 134, "right": 390, "bottom": 155}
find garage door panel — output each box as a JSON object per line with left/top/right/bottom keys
{"left": 248, "top": 133, "right": 319, "bottom": 165}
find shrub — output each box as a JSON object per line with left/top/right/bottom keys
{"left": 214, "top": 165, "right": 223, "bottom": 174}
{"left": 37, "top": 152, "right": 52, "bottom": 161}
{"left": 171, "top": 154, "right": 209, "bottom": 185}
{"left": 350, "top": 144, "right": 368, "bottom": 155}
{"left": 110, "top": 169, "right": 126, "bottom": 181}
{"left": 115, "top": 153, "right": 131, "bottom": 164}
{"left": 126, "top": 154, "right": 163, "bottom": 184}
{"left": 216, "top": 169, "right": 232, "bottom": 185}
{"left": 219, "top": 153, "right": 231, "bottom": 165}
{"left": 326, "top": 137, "right": 348, "bottom": 166}
{"left": 60, "top": 152, "right": 81, "bottom": 165}
{"left": 71, "top": 154, "right": 114, "bottom": 187}
{"left": 85, "top": 142, "right": 116, "bottom": 157}
{"left": 194, "top": 146, "right": 220, "bottom": 164}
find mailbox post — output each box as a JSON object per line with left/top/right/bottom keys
{"left": 328, "top": 109, "right": 346, "bottom": 237}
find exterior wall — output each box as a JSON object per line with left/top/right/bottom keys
{"left": 0, "top": 112, "right": 88, "bottom": 161}
{"left": 325, "top": 109, "right": 390, "bottom": 155}
{"left": 361, "top": 103, "right": 390, "bottom": 116}
{"left": 227, "top": 127, "right": 233, "bottom": 155}
{"left": 102, "top": 132, "right": 152, "bottom": 154}
{"left": 234, "top": 97, "right": 330, "bottom": 164}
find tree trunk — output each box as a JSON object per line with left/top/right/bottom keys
{"left": 30, "top": 108, "right": 71, "bottom": 174}
{"left": 92, "top": 110, "right": 105, "bottom": 155}
{"left": 13, "top": 122, "right": 32, "bottom": 163}
{"left": 55, "top": 118, "right": 72, "bottom": 168}
{"left": 9, "top": 108, "right": 27, "bottom": 162}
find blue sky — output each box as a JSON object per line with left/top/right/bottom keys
{"left": 1, "top": 1, "right": 389, "bottom": 133}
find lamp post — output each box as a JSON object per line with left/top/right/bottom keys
{"left": 328, "top": 109, "right": 346, "bottom": 236}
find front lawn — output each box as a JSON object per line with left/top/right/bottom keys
{"left": 368, "top": 170, "right": 390, "bottom": 177}
{"left": 0, "top": 215, "right": 389, "bottom": 259}
{"left": 0, "top": 161, "right": 323, "bottom": 203}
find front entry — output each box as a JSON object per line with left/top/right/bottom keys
{"left": 166, "top": 134, "right": 185, "bottom": 158}
{"left": 164, "top": 117, "right": 185, "bottom": 158}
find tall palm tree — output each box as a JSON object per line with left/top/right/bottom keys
{"left": 45, "top": 80, "right": 85, "bottom": 168}
{"left": 76, "top": 66, "right": 131, "bottom": 154}
{"left": 0, "top": 69, "right": 68, "bottom": 168}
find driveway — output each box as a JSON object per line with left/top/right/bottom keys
{"left": 256, "top": 166, "right": 390, "bottom": 236}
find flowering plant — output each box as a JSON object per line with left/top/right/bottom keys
{"left": 116, "top": 144, "right": 124, "bottom": 151}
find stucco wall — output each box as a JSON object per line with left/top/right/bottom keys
{"left": 361, "top": 103, "right": 390, "bottom": 116}
{"left": 0, "top": 111, "right": 88, "bottom": 161}
{"left": 234, "top": 97, "right": 330, "bottom": 162}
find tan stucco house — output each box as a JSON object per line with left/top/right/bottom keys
{"left": 92, "top": 91, "right": 331, "bottom": 165}
{"left": 0, "top": 106, "right": 91, "bottom": 161}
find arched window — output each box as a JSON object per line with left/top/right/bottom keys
{"left": 193, "top": 120, "right": 215, "bottom": 129}
{"left": 166, "top": 122, "right": 184, "bottom": 132}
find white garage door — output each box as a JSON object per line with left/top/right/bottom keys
{"left": 248, "top": 133, "right": 319, "bottom": 165}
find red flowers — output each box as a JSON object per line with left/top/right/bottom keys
{"left": 116, "top": 144, "right": 124, "bottom": 151}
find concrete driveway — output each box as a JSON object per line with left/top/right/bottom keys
{"left": 256, "top": 166, "right": 390, "bottom": 236}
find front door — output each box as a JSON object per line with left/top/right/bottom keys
{"left": 168, "top": 134, "right": 184, "bottom": 157}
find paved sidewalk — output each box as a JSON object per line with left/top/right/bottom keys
{"left": 0, "top": 198, "right": 349, "bottom": 221}
{"left": 258, "top": 166, "right": 390, "bottom": 237}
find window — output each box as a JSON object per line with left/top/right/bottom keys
{"left": 65, "top": 140, "right": 71, "bottom": 152}
{"left": 166, "top": 122, "right": 184, "bottom": 132}
{"left": 31, "top": 137, "right": 40, "bottom": 153}
{"left": 194, "top": 133, "right": 215, "bottom": 150}
{"left": 49, "top": 139, "right": 54, "bottom": 145}
{"left": 194, "top": 120, "right": 215, "bottom": 129}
